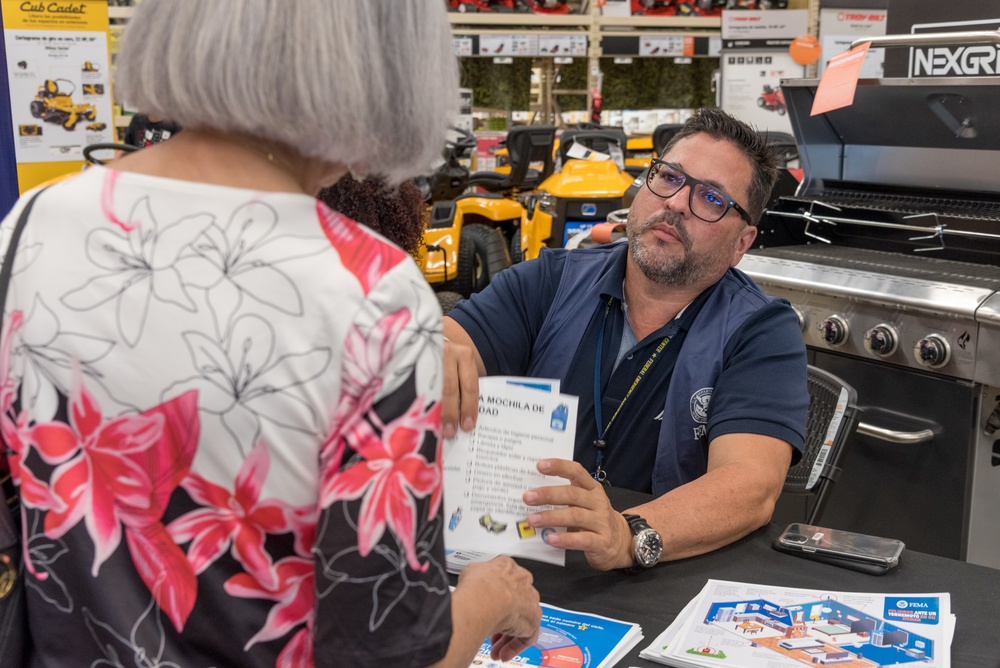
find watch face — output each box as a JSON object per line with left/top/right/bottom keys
{"left": 634, "top": 528, "right": 663, "bottom": 567}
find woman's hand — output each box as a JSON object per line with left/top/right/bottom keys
{"left": 455, "top": 556, "right": 542, "bottom": 661}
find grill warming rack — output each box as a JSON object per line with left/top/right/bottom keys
{"left": 765, "top": 193, "right": 1000, "bottom": 250}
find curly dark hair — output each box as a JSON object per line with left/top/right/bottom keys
{"left": 318, "top": 176, "right": 425, "bottom": 257}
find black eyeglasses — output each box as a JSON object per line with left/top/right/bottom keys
{"left": 645, "top": 160, "right": 752, "bottom": 225}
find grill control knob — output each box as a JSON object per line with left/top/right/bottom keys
{"left": 863, "top": 324, "right": 898, "bottom": 357}
{"left": 791, "top": 307, "right": 805, "bottom": 331}
{"left": 914, "top": 334, "right": 951, "bottom": 368}
{"left": 818, "top": 315, "right": 849, "bottom": 347}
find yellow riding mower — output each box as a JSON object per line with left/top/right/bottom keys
{"left": 29, "top": 79, "right": 96, "bottom": 131}
{"left": 514, "top": 129, "right": 634, "bottom": 262}
{"left": 624, "top": 135, "right": 653, "bottom": 178}
{"left": 416, "top": 125, "right": 557, "bottom": 297}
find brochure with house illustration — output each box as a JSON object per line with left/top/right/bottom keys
{"left": 470, "top": 601, "right": 643, "bottom": 668}
{"left": 640, "top": 579, "right": 955, "bottom": 668}
{"left": 443, "top": 376, "right": 577, "bottom": 567}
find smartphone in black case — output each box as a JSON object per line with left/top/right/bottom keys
{"left": 773, "top": 523, "right": 905, "bottom": 575}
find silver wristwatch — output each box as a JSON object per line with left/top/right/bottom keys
{"left": 622, "top": 513, "right": 663, "bottom": 572}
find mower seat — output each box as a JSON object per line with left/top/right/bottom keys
{"left": 764, "top": 131, "right": 799, "bottom": 169}
{"left": 652, "top": 123, "right": 685, "bottom": 157}
{"left": 556, "top": 129, "right": 628, "bottom": 171}
{"left": 467, "top": 125, "right": 556, "bottom": 193}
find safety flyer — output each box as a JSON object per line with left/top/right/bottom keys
{"left": 442, "top": 376, "right": 577, "bottom": 566}
{"left": 640, "top": 579, "right": 955, "bottom": 668}
{"left": 470, "top": 602, "right": 643, "bottom": 668}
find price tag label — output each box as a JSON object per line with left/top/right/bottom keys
{"left": 453, "top": 36, "right": 473, "bottom": 57}
{"left": 639, "top": 35, "right": 693, "bottom": 57}
{"left": 540, "top": 34, "right": 587, "bottom": 57}
{"left": 480, "top": 34, "right": 514, "bottom": 56}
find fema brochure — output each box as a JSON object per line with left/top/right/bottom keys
{"left": 640, "top": 579, "right": 955, "bottom": 668}
{"left": 443, "top": 376, "right": 577, "bottom": 566}
{"left": 470, "top": 601, "right": 643, "bottom": 668}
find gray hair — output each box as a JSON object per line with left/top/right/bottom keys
{"left": 663, "top": 107, "right": 779, "bottom": 225}
{"left": 116, "top": 0, "right": 459, "bottom": 184}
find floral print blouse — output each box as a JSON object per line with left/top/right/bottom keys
{"left": 0, "top": 167, "right": 451, "bottom": 667}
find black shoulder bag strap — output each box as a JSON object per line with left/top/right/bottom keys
{"left": 0, "top": 188, "right": 46, "bottom": 663}
{"left": 0, "top": 188, "right": 48, "bottom": 545}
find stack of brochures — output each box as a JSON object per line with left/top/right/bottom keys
{"left": 471, "top": 602, "right": 643, "bottom": 668}
{"left": 444, "top": 547, "right": 500, "bottom": 575}
{"left": 640, "top": 579, "right": 955, "bottom": 668}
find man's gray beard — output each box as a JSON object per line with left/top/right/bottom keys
{"left": 626, "top": 209, "right": 722, "bottom": 287}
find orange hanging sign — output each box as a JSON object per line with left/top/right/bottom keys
{"left": 810, "top": 42, "right": 871, "bottom": 116}
{"left": 789, "top": 35, "right": 821, "bottom": 66}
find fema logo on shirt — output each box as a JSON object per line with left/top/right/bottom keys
{"left": 689, "top": 388, "right": 713, "bottom": 423}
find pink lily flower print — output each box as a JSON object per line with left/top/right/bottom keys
{"left": 322, "top": 396, "right": 441, "bottom": 572}
{"left": 316, "top": 202, "right": 406, "bottom": 296}
{"left": 168, "top": 440, "right": 309, "bottom": 590}
{"left": 225, "top": 555, "right": 314, "bottom": 654}
{"left": 21, "top": 377, "right": 200, "bottom": 630}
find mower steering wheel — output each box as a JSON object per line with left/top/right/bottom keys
{"left": 446, "top": 126, "right": 477, "bottom": 152}
{"left": 83, "top": 142, "right": 140, "bottom": 166}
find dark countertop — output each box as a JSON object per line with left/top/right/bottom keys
{"left": 513, "top": 487, "right": 1000, "bottom": 667}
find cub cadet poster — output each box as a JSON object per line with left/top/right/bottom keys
{"left": 2, "top": 0, "right": 112, "bottom": 191}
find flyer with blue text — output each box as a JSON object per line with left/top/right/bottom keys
{"left": 443, "top": 376, "right": 577, "bottom": 566}
{"left": 641, "top": 579, "right": 954, "bottom": 668}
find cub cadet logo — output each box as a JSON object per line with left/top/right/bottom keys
{"left": 912, "top": 45, "right": 1000, "bottom": 76}
{"left": 19, "top": 1, "right": 86, "bottom": 13}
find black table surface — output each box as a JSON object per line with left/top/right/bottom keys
{"left": 511, "top": 487, "right": 1000, "bottom": 668}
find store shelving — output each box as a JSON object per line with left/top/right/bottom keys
{"left": 106, "top": 4, "right": 722, "bottom": 46}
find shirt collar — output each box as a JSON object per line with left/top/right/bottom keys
{"left": 596, "top": 245, "right": 630, "bottom": 302}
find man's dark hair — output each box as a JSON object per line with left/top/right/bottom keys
{"left": 318, "top": 176, "right": 425, "bottom": 257}
{"left": 663, "top": 107, "right": 779, "bottom": 225}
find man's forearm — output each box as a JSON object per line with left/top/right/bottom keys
{"left": 626, "top": 434, "right": 792, "bottom": 562}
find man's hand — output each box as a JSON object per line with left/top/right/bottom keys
{"left": 442, "top": 319, "right": 486, "bottom": 438}
{"left": 522, "top": 458, "right": 637, "bottom": 571}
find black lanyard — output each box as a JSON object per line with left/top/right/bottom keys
{"left": 592, "top": 296, "right": 672, "bottom": 484}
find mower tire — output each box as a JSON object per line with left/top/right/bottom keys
{"left": 30, "top": 101, "right": 44, "bottom": 118}
{"left": 451, "top": 224, "right": 510, "bottom": 298}
{"left": 436, "top": 291, "right": 465, "bottom": 315}
{"left": 509, "top": 232, "right": 524, "bottom": 264}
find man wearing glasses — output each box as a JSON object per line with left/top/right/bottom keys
{"left": 442, "top": 108, "right": 807, "bottom": 572}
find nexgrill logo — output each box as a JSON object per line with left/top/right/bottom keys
{"left": 908, "top": 19, "right": 1000, "bottom": 77}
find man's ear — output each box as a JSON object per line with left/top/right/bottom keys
{"left": 730, "top": 224, "right": 758, "bottom": 266}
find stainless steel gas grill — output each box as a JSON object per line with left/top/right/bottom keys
{"left": 738, "top": 61, "right": 1000, "bottom": 567}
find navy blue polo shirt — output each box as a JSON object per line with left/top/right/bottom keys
{"left": 449, "top": 248, "right": 804, "bottom": 493}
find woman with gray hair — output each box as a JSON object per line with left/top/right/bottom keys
{"left": 0, "top": 1, "right": 540, "bottom": 666}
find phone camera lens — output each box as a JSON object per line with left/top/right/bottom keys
{"left": 785, "top": 533, "right": 808, "bottom": 544}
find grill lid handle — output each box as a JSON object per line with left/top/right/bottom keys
{"left": 850, "top": 30, "right": 1000, "bottom": 51}
{"left": 857, "top": 421, "right": 935, "bottom": 444}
